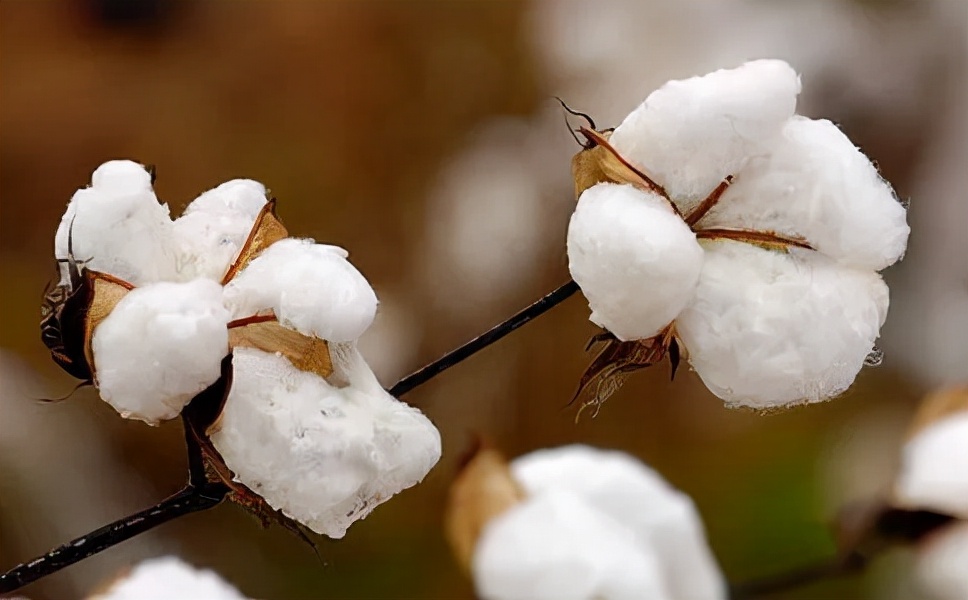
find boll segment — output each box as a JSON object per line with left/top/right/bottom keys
{"left": 566, "top": 59, "right": 910, "bottom": 409}
{"left": 88, "top": 556, "right": 246, "bottom": 600}
{"left": 894, "top": 410, "right": 968, "bottom": 520}
{"left": 209, "top": 346, "right": 441, "bottom": 538}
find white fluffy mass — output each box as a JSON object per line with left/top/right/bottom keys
{"left": 608, "top": 59, "right": 800, "bottom": 212}
{"left": 172, "top": 179, "right": 268, "bottom": 281}
{"left": 222, "top": 238, "right": 378, "bottom": 343}
{"left": 916, "top": 522, "right": 968, "bottom": 600}
{"left": 91, "top": 279, "right": 230, "bottom": 424}
{"left": 676, "top": 242, "right": 889, "bottom": 408}
{"left": 88, "top": 556, "right": 245, "bottom": 600}
{"left": 54, "top": 160, "right": 175, "bottom": 286}
{"left": 567, "top": 183, "right": 703, "bottom": 341}
{"left": 566, "top": 59, "right": 909, "bottom": 408}
{"left": 894, "top": 411, "right": 968, "bottom": 519}
{"left": 472, "top": 445, "right": 725, "bottom": 600}
{"left": 209, "top": 346, "right": 441, "bottom": 538}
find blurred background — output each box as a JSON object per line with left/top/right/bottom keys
{"left": 1, "top": 0, "right": 965, "bottom": 598}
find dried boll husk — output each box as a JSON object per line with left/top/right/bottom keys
{"left": 445, "top": 445, "right": 525, "bottom": 571}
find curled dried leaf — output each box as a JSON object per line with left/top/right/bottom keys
{"left": 445, "top": 445, "right": 525, "bottom": 572}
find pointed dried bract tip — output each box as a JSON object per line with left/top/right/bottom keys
{"left": 445, "top": 444, "right": 525, "bottom": 572}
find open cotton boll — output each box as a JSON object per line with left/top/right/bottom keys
{"left": 916, "top": 522, "right": 968, "bottom": 600}
{"left": 567, "top": 183, "right": 703, "bottom": 341}
{"left": 511, "top": 445, "right": 725, "bottom": 600}
{"left": 88, "top": 556, "right": 246, "bottom": 600}
{"left": 677, "top": 241, "right": 889, "bottom": 409}
{"left": 699, "top": 117, "right": 909, "bottom": 271}
{"left": 209, "top": 347, "right": 440, "bottom": 538}
{"left": 894, "top": 411, "right": 968, "bottom": 519}
{"left": 54, "top": 160, "right": 175, "bottom": 285}
{"left": 609, "top": 59, "right": 800, "bottom": 211}
{"left": 473, "top": 491, "right": 670, "bottom": 600}
{"left": 92, "top": 279, "right": 229, "bottom": 424}
{"left": 222, "top": 238, "right": 378, "bottom": 342}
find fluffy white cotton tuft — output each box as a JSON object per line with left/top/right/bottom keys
{"left": 511, "top": 445, "right": 726, "bottom": 600}
{"left": 677, "top": 241, "right": 889, "bottom": 409}
{"left": 473, "top": 491, "right": 670, "bottom": 600}
{"left": 210, "top": 347, "right": 441, "bottom": 538}
{"left": 699, "top": 117, "right": 909, "bottom": 270}
{"left": 222, "top": 238, "right": 378, "bottom": 342}
{"left": 88, "top": 556, "right": 246, "bottom": 600}
{"left": 173, "top": 179, "right": 268, "bottom": 281}
{"left": 92, "top": 279, "right": 230, "bottom": 424}
{"left": 916, "top": 522, "right": 968, "bottom": 600}
{"left": 894, "top": 411, "right": 968, "bottom": 519}
{"left": 54, "top": 160, "right": 175, "bottom": 285}
{"left": 609, "top": 59, "right": 800, "bottom": 211}
{"left": 567, "top": 183, "right": 703, "bottom": 341}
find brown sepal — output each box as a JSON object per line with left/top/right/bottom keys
{"left": 221, "top": 199, "right": 289, "bottom": 285}
{"left": 445, "top": 443, "right": 525, "bottom": 572}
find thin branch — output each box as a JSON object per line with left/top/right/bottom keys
{"left": 389, "top": 280, "right": 580, "bottom": 398}
{"left": 0, "top": 482, "right": 227, "bottom": 593}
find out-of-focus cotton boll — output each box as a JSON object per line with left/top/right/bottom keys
{"left": 609, "top": 60, "right": 800, "bottom": 212}
{"left": 54, "top": 160, "right": 175, "bottom": 285}
{"left": 511, "top": 445, "right": 725, "bottom": 600}
{"left": 916, "top": 522, "right": 968, "bottom": 600}
{"left": 173, "top": 180, "right": 268, "bottom": 281}
{"left": 91, "top": 279, "right": 230, "bottom": 424}
{"left": 209, "top": 347, "right": 441, "bottom": 538}
{"left": 473, "top": 491, "right": 670, "bottom": 600}
{"left": 88, "top": 556, "right": 246, "bottom": 600}
{"left": 700, "top": 117, "right": 909, "bottom": 270}
{"left": 222, "top": 238, "right": 378, "bottom": 342}
{"left": 567, "top": 183, "right": 703, "bottom": 341}
{"left": 677, "top": 242, "right": 888, "bottom": 409}
{"left": 894, "top": 411, "right": 968, "bottom": 519}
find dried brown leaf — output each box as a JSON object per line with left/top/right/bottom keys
{"left": 221, "top": 199, "right": 289, "bottom": 285}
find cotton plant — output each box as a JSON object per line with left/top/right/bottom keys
{"left": 565, "top": 59, "right": 910, "bottom": 412}
{"left": 445, "top": 444, "right": 725, "bottom": 600}
{"left": 87, "top": 556, "right": 246, "bottom": 600}
{"left": 41, "top": 160, "right": 441, "bottom": 538}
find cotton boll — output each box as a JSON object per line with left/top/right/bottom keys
{"left": 222, "top": 238, "right": 378, "bottom": 342}
{"left": 916, "top": 522, "right": 968, "bottom": 600}
{"left": 92, "top": 279, "right": 230, "bottom": 424}
{"left": 210, "top": 347, "right": 440, "bottom": 538}
{"left": 54, "top": 161, "right": 175, "bottom": 285}
{"left": 473, "top": 491, "right": 670, "bottom": 600}
{"left": 699, "top": 117, "right": 909, "bottom": 271}
{"left": 609, "top": 60, "right": 800, "bottom": 211}
{"left": 88, "top": 556, "right": 247, "bottom": 600}
{"left": 894, "top": 411, "right": 968, "bottom": 519}
{"left": 567, "top": 183, "right": 703, "bottom": 341}
{"left": 677, "top": 241, "right": 889, "bottom": 409}
{"left": 511, "top": 445, "right": 725, "bottom": 600}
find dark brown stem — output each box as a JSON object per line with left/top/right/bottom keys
{"left": 685, "top": 175, "right": 733, "bottom": 227}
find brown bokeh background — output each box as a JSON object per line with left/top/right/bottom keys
{"left": 1, "top": 1, "right": 965, "bottom": 599}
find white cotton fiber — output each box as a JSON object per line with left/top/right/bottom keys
{"left": 210, "top": 347, "right": 441, "bottom": 538}
{"left": 895, "top": 411, "right": 968, "bottom": 519}
{"left": 54, "top": 160, "right": 175, "bottom": 285}
{"left": 173, "top": 180, "right": 269, "bottom": 281}
{"left": 567, "top": 183, "right": 703, "bottom": 341}
{"left": 677, "top": 241, "right": 889, "bottom": 409}
{"left": 89, "top": 556, "right": 246, "bottom": 600}
{"left": 916, "top": 522, "right": 968, "bottom": 600}
{"left": 511, "top": 445, "right": 726, "bottom": 600}
{"left": 609, "top": 59, "right": 800, "bottom": 211}
{"left": 699, "top": 117, "right": 909, "bottom": 271}
{"left": 473, "top": 491, "right": 670, "bottom": 600}
{"left": 91, "top": 279, "right": 230, "bottom": 424}
{"left": 222, "top": 238, "right": 378, "bottom": 342}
